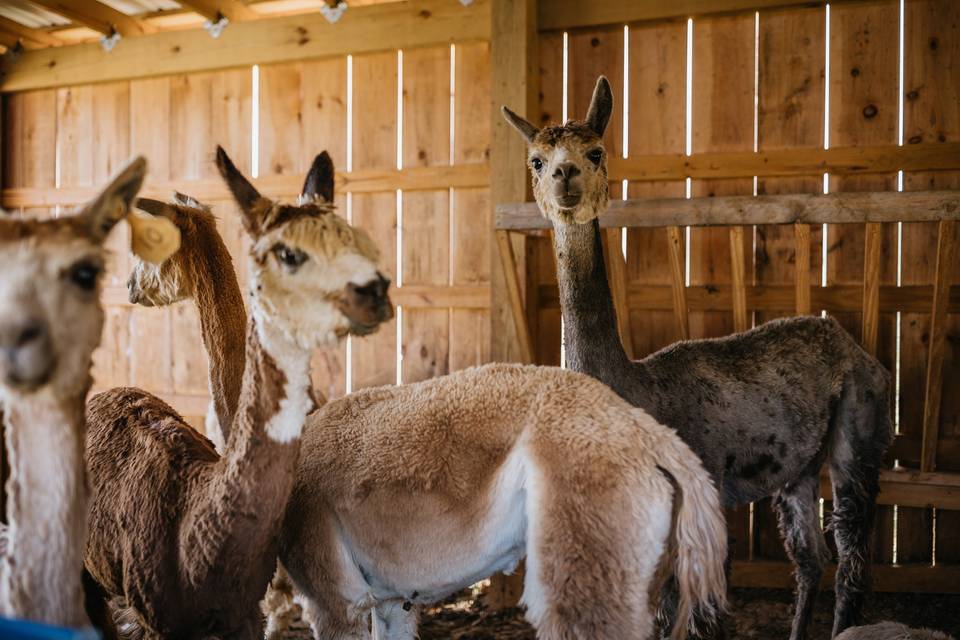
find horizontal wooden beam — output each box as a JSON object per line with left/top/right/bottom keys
{"left": 0, "top": 16, "right": 65, "bottom": 49}
{"left": 29, "top": 0, "right": 157, "bottom": 37}
{"left": 731, "top": 561, "right": 960, "bottom": 594}
{"left": 1, "top": 163, "right": 489, "bottom": 209}
{"left": 538, "top": 0, "right": 856, "bottom": 32}
{"left": 102, "top": 284, "right": 491, "bottom": 309}
{"left": 497, "top": 190, "right": 960, "bottom": 230}
{"left": 0, "top": 0, "right": 489, "bottom": 92}
{"left": 535, "top": 283, "right": 960, "bottom": 314}
{"left": 176, "top": 0, "right": 260, "bottom": 23}
{"left": 604, "top": 143, "right": 960, "bottom": 183}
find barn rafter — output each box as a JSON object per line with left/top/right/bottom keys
{"left": 27, "top": 0, "right": 157, "bottom": 37}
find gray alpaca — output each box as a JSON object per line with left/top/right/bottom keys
{"left": 502, "top": 76, "right": 893, "bottom": 640}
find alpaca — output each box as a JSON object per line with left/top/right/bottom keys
{"left": 123, "top": 162, "right": 729, "bottom": 640}
{"left": 82, "top": 147, "right": 393, "bottom": 639}
{"left": 502, "top": 76, "right": 893, "bottom": 640}
{"left": 835, "top": 622, "right": 956, "bottom": 640}
{"left": 0, "top": 157, "right": 146, "bottom": 626}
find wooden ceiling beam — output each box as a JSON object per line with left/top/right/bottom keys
{"left": 175, "top": 1, "right": 259, "bottom": 23}
{"left": 0, "top": 16, "right": 65, "bottom": 48}
{"left": 28, "top": 0, "right": 157, "bottom": 37}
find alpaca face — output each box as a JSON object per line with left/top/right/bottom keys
{"left": 527, "top": 124, "right": 610, "bottom": 225}
{"left": 216, "top": 147, "right": 393, "bottom": 349}
{"left": 502, "top": 75, "right": 614, "bottom": 227}
{"left": 0, "top": 158, "right": 145, "bottom": 399}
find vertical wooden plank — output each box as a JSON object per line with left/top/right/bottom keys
{"left": 532, "top": 30, "right": 563, "bottom": 366}
{"left": 602, "top": 228, "right": 634, "bottom": 358}
{"left": 2, "top": 90, "right": 57, "bottom": 205}
{"left": 902, "top": 0, "right": 960, "bottom": 566}
{"left": 451, "top": 41, "right": 492, "bottom": 371}
{"left": 666, "top": 226, "right": 689, "bottom": 341}
{"left": 402, "top": 46, "right": 450, "bottom": 383}
{"left": 729, "top": 225, "right": 749, "bottom": 333}
{"left": 830, "top": 0, "right": 899, "bottom": 565}
{"left": 626, "top": 20, "right": 687, "bottom": 354}
{"left": 490, "top": 0, "right": 537, "bottom": 371}
{"left": 690, "top": 14, "right": 754, "bottom": 338}
{"left": 496, "top": 230, "right": 534, "bottom": 365}
{"left": 260, "top": 59, "right": 349, "bottom": 400}
{"left": 794, "top": 223, "right": 812, "bottom": 315}
{"left": 690, "top": 12, "right": 755, "bottom": 562}
{"left": 352, "top": 51, "right": 398, "bottom": 389}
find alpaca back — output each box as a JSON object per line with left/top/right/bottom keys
{"left": 835, "top": 622, "right": 956, "bottom": 640}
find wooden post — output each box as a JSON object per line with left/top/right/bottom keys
{"left": 794, "top": 223, "right": 811, "bottom": 315}
{"left": 729, "top": 225, "right": 749, "bottom": 332}
{"left": 488, "top": 0, "right": 538, "bottom": 607}
{"left": 490, "top": 0, "right": 537, "bottom": 365}
{"left": 602, "top": 228, "right": 635, "bottom": 359}
{"left": 666, "top": 225, "right": 689, "bottom": 340}
{"left": 921, "top": 220, "right": 957, "bottom": 473}
{"left": 861, "top": 222, "right": 882, "bottom": 356}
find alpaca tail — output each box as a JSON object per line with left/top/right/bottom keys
{"left": 654, "top": 429, "right": 729, "bottom": 640}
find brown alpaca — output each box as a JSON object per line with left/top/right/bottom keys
{"left": 503, "top": 76, "right": 893, "bottom": 640}
{"left": 0, "top": 158, "right": 146, "bottom": 626}
{"left": 124, "top": 184, "right": 729, "bottom": 639}
{"left": 82, "top": 148, "right": 393, "bottom": 639}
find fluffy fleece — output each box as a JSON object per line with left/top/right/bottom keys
{"left": 276, "top": 363, "right": 728, "bottom": 640}
{"left": 835, "top": 622, "right": 956, "bottom": 640}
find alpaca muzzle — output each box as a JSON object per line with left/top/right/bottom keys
{"left": 338, "top": 273, "right": 394, "bottom": 334}
{"left": 0, "top": 317, "right": 56, "bottom": 391}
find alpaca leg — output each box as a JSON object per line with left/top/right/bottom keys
{"left": 829, "top": 369, "right": 890, "bottom": 637}
{"left": 522, "top": 469, "right": 670, "bottom": 639}
{"left": 262, "top": 564, "right": 300, "bottom": 640}
{"left": 299, "top": 593, "right": 371, "bottom": 640}
{"left": 774, "top": 473, "right": 830, "bottom": 640}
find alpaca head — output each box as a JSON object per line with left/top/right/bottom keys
{"left": 215, "top": 146, "right": 393, "bottom": 348}
{"left": 502, "top": 75, "right": 613, "bottom": 225}
{"left": 127, "top": 192, "right": 219, "bottom": 307}
{"left": 0, "top": 157, "right": 146, "bottom": 398}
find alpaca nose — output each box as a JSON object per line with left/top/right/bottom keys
{"left": 0, "top": 317, "right": 56, "bottom": 390}
{"left": 342, "top": 273, "right": 394, "bottom": 328}
{"left": 552, "top": 163, "right": 580, "bottom": 182}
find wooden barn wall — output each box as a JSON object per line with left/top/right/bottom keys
{"left": 534, "top": 0, "right": 959, "bottom": 576}
{"left": 1, "top": 42, "right": 492, "bottom": 428}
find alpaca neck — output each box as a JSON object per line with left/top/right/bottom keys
{"left": 0, "top": 393, "right": 89, "bottom": 627}
{"left": 191, "top": 235, "right": 247, "bottom": 448}
{"left": 552, "top": 218, "right": 632, "bottom": 386}
{"left": 185, "top": 313, "right": 313, "bottom": 584}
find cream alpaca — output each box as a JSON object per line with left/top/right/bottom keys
{"left": 131, "top": 172, "right": 729, "bottom": 640}
{"left": 82, "top": 148, "right": 393, "bottom": 639}
{"left": 0, "top": 158, "right": 146, "bottom": 626}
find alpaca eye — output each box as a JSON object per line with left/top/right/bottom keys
{"left": 68, "top": 261, "right": 101, "bottom": 291}
{"left": 272, "top": 244, "right": 308, "bottom": 270}
{"left": 530, "top": 157, "right": 544, "bottom": 173}
{"left": 587, "top": 149, "right": 603, "bottom": 166}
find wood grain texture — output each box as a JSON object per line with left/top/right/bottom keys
{"left": 451, "top": 41, "right": 492, "bottom": 371}
{"left": 351, "top": 51, "right": 398, "bottom": 390}
{"left": 901, "top": 0, "right": 960, "bottom": 566}
{"left": 402, "top": 46, "right": 450, "bottom": 383}
{"left": 626, "top": 20, "right": 688, "bottom": 356}
{"left": 0, "top": 0, "right": 490, "bottom": 92}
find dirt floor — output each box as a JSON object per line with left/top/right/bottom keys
{"left": 411, "top": 587, "right": 960, "bottom": 639}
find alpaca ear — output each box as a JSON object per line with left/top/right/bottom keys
{"left": 173, "top": 191, "right": 210, "bottom": 211}
{"left": 78, "top": 155, "right": 147, "bottom": 243}
{"left": 215, "top": 145, "right": 267, "bottom": 234}
{"left": 501, "top": 106, "right": 540, "bottom": 144}
{"left": 301, "top": 151, "right": 336, "bottom": 204}
{"left": 585, "top": 76, "right": 613, "bottom": 137}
